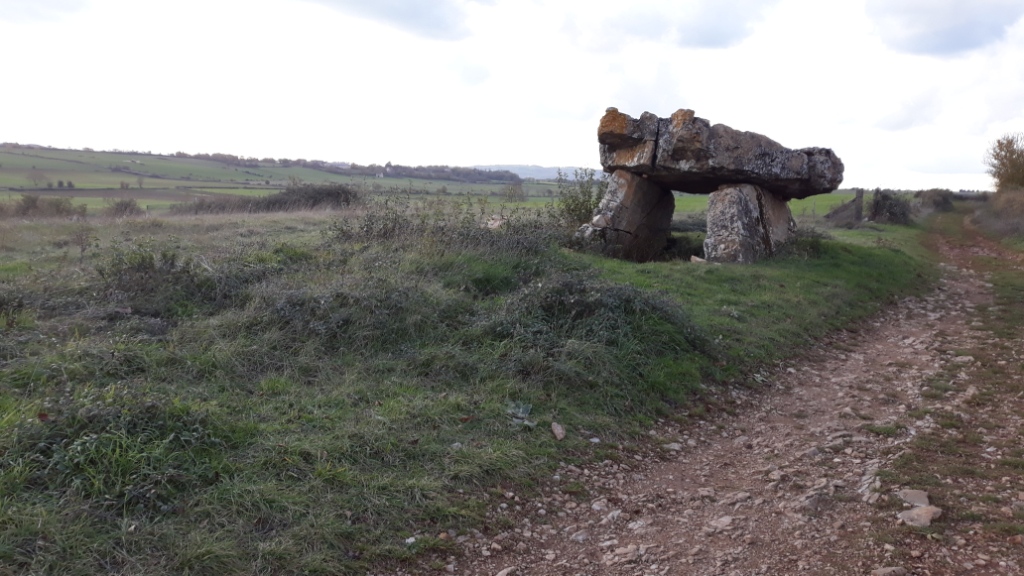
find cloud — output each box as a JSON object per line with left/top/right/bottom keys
{"left": 672, "top": 0, "right": 782, "bottom": 48}
{"left": 0, "top": 0, "right": 88, "bottom": 22}
{"left": 302, "top": 0, "right": 492, "bottom": 40}
{"left": 564, "top": 0, "right": 781, "bottom": 52}
{"left": 866, "top": 0, "right": 1024, "bottom": 56}
{"left": 877, "top": 92, "right": 942, "bottom": 131}
{"left": 454, "top": 61, "right": 490, "bottom": 85}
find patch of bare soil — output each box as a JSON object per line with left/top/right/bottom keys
{"left": 397, "top": 219, "right": 1024, "bottom": 576}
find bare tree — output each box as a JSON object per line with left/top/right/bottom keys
{"left": 26, "top": 169, "right": 48, "bottom": 188}
{"left": 505, "top": 182, "right": 526, "bottom": 202}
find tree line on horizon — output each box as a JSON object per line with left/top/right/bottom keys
{"left": 169, "top": 152, "right": 524, "bottom": 184}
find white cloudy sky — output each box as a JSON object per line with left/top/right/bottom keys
{"left": 1, "top": 0, "right": 1022, "bottom": 190}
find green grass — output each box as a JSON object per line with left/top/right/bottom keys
{"left": 669, "top": 190, "right": 858, "bottom": 219}
{"left": 585, "top": 232, "right": 932, "bottom": 371}
{"left": 0, "top": 197, "right": 936, "bottom": 574}
{"left": 0, "top": 261, "right": 31, "bottom": 280}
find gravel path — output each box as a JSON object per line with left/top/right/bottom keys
{"left": 401, "top": 221, "right": 1024, "bottom": 576}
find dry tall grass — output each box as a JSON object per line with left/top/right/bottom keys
{"left": 974, "top": 188, "right": 1024, "bottom": 237}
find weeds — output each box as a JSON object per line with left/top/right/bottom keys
{"left": 0, "top": 386, "right": 232, "bottom": 514}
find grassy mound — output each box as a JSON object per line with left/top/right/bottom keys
{"left": 0, "top": 200, "right": 934, "bottom": 574}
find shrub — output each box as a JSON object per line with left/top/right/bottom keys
{"left": 975, "top": 191, "right": 1024, "bottom": 237}
{"left": 11, "top": 195, "right": 86, "bottom": 219}
{"left": 105, "top": 198, "right": 146, "bottom": 218}
{"left": 169, "top": 183, "right": 360, "bottom": 215}
{"left": 869, "top": 189, "right": 913, "bottom": 225}
{"left": 552, "top": 168, "right": 606, "bottom": 229}
{"left": 96, "top": 241, "right": 301, "bottom": 318}
{"left": 915, "top": 188, "right": 954, "bottom": 213}
{"left": 14, "top": 194, "right": 39, "bottom": 216}
{"left": 986, "top": 133, "right": 1024, "bottom": 192}
{"left": 96, "top": 243, "right": 231, "bottom": 318}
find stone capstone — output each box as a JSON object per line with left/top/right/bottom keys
{"left": 598, "top": 108, "right": 844, "bottom": 200}
{"left": 584, "top": 108, "right": 843, "bottom": 263}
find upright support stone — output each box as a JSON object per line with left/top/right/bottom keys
{"left": 703, "top": 184, "right": 795, "bottom": 263}
{"left": 579, "top": 169, "right": 675, "bottom": 262}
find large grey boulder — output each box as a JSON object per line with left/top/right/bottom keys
{"left": 598, "top": 108, "right": 844, "bottom": 200}
{"left": 580, "top": 170, "right": 675, "bottom": 262}
{"left": 703, "top": 184, "right": 796, "bottom": 263}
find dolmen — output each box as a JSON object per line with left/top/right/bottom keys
{"left": 579, "top": 108, "right": 844, "bottom": 262}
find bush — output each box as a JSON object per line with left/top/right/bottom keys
{"left": 105, "top": 198, "right": 145, "bottom": 218}
{"left": 975, "top": 192, "right": 1024, "bottom": 237}
{"left": 552, "top": 168, "right": 606, "bottom": 229}
{"left": 9, "top": 195, "right": 86, "bottom": 219}
{"left": 986, "top": 133, "right": 1024, "bottom": 192}
{"left": 169, "top": 183, "right": 360, "bottom": 215}
{"left": 915, "top": 188, "right": 954, "bottom": 212}
{"left": 869, "top": 189, "right": 913, "bottom": 225}
{"left": 96, "top": 240, "right": 307, "bottom": 319}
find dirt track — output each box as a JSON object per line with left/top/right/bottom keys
{"left": 407, "top": 216, "right": 1024, "bottom": 576}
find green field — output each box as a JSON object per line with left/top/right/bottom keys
{"left": 0, "top": 191, "right": 938, "bottom": 574}
{"left": 0, "top": 146, "right": 558, "bottom": 200}
{"left": 670, "top": 191, "right": 856, "bottom": 216}
{"left": 2, "top": 146, "right": 865, "bottom": 219}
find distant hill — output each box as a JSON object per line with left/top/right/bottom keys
{"left": 0, "top": 144, "right": 531, "bottom": 192}
{"left": 472, "top": 165, "right": 603, "bottom": 181}
{"left": 0, "top": 144, "right": 570, "bottom": 199}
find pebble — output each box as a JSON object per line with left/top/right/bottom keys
{"left": 897, "top": 489, "right": 930, "bottom": 507}
{"left": 708, "top": 516, "right": 733, "bottom": 531}
{"left": 569, "top": 530, "right": 589, "bottom": 543}
{"left": 898, "top": 505, "right": 943, "bottom": 527}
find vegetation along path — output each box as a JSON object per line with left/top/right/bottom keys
{"left": 420, "top": 211, "right": 1024, "bottom": 576}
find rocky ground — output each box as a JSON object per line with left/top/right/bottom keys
{"left": 394, "top": 219, "right": 1024, "bottom": 576}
